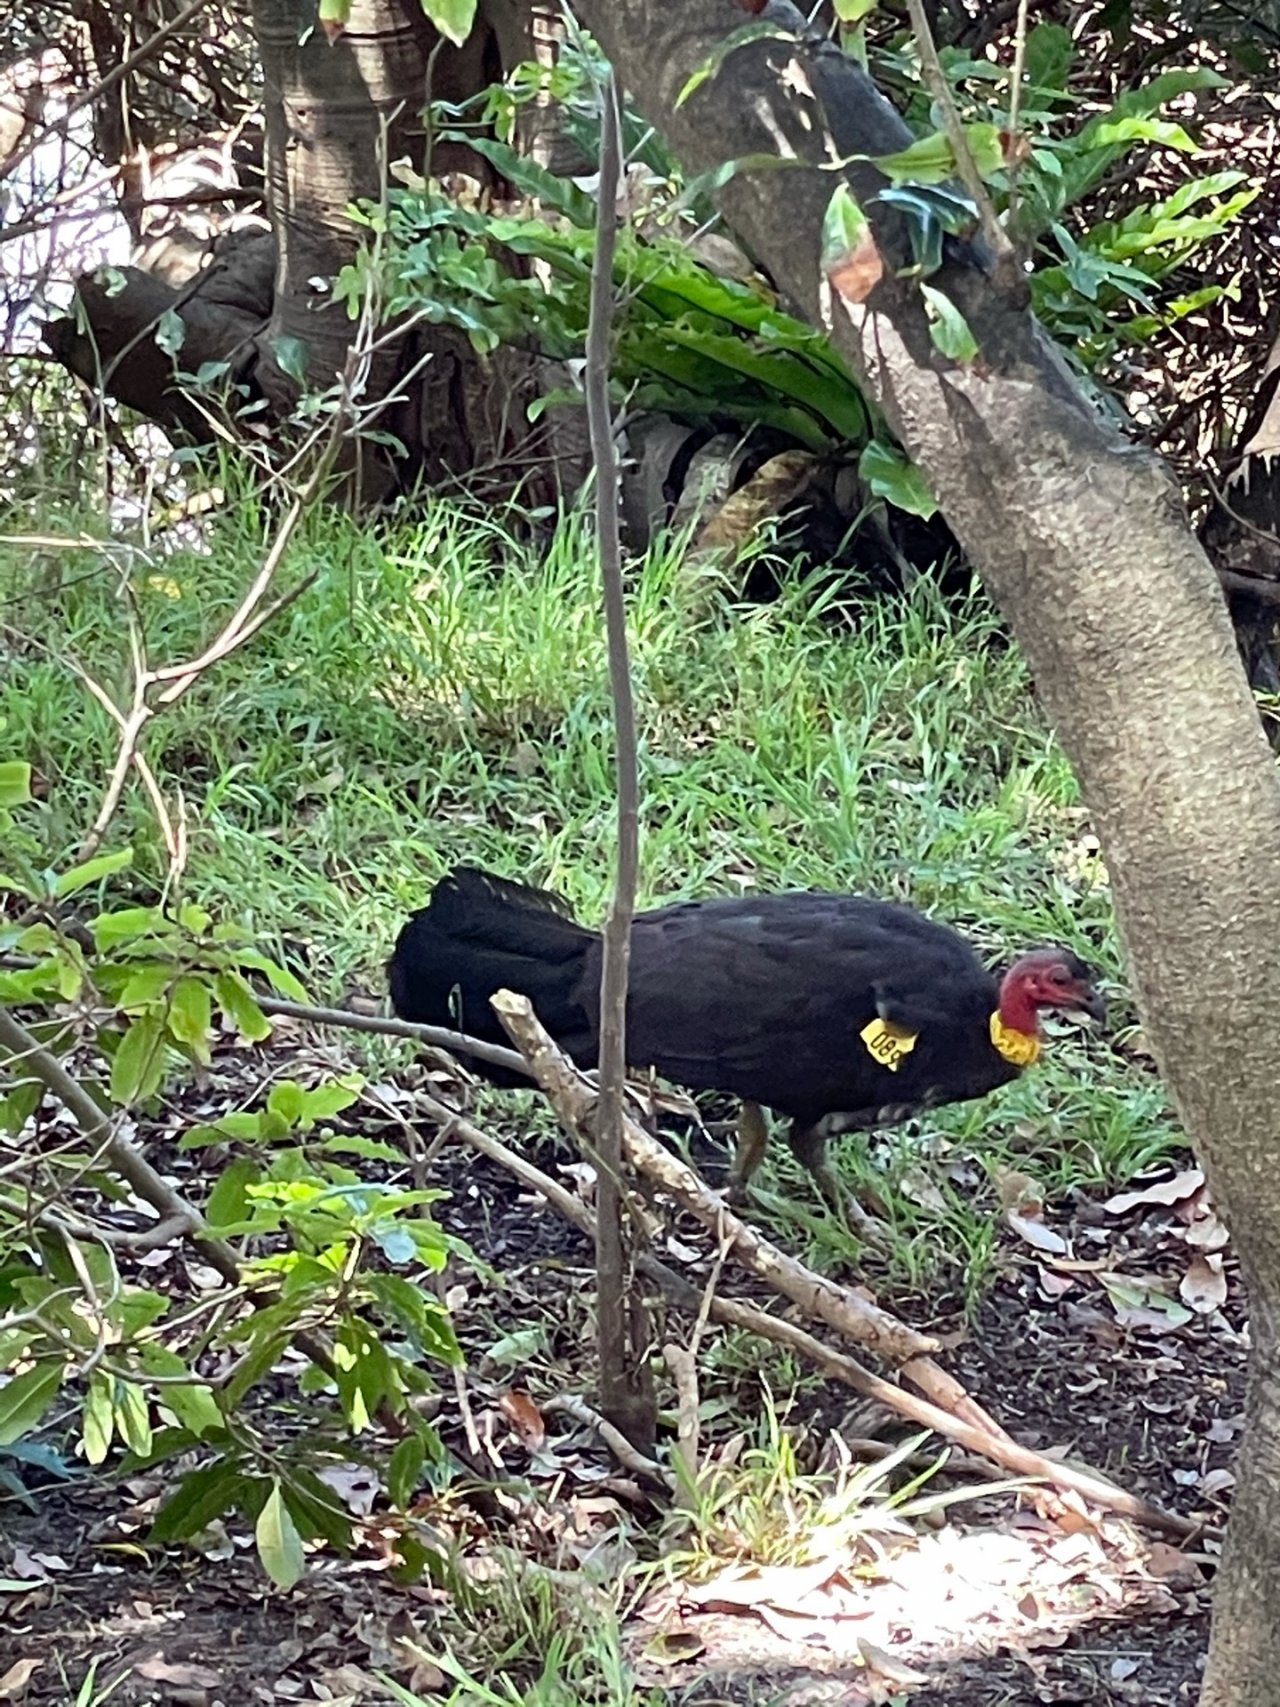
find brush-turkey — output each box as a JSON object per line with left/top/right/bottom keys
{"left": 388, "top": 867, "right": 1104, "bottom": 1210}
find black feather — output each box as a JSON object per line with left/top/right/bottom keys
{"left": 388, "top": 868, "right": 1100, "bottom": 1137}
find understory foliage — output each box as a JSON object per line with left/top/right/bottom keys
{"left": 0, "top": 0, "right": 1238, "bottom": 1624}
{"left": 350, "top": 22, "right": 1253, "bottom": 516}
{"left": 1, "top": 491, "right": 1179, "bottom": 1589}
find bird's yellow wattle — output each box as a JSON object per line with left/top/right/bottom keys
{"left": 990, "top": 1010, "right": 1041, "bottom": 1067}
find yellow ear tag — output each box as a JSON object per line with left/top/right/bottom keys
{"left": 860, "top": 1016, "right": 919, "bottom": 1072}
{"left": 990, "top": 1010, "right": 1042, "bottom": 1067}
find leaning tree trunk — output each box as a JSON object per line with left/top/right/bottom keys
{"left": 44, "top": 0, "right": 552, "bottom": 503}
{"left": 572, "top": 5, "right": 1280, "bottom": 1701}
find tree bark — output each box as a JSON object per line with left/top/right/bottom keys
{"left": 42, "top": 0, "right": 555, "bottom": 503}
{"left": 569, "top": 4, "right": 1280, "bottom": 1699}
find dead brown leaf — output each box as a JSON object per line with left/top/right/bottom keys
{"left": 135, "top": 1652, "right": 223, "bottom": 1688}
{"left": 0, "top": 1658, "right": 40, "bottom": 1701}
{"left": 1180, "top": 1251, "right": 1228, "bottom": 1314}
{"left": 498, "top": 1389, "right": 546, "bottom": 1452}
{"left": 827, "top": 234, "right": 884, "bottom": 302}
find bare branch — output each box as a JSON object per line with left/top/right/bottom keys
{"left": 583, "top": 67, "right": 654, "bottom": 1449}
{"left": 1, "top": 0, "right": 219, "bottom": 185}
{"left": 905, "top": 0, "right": 1013, "bottom": 269}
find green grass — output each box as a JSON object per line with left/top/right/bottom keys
{"left": 0, "top": 491, "right": 1182, "bottom": 1292}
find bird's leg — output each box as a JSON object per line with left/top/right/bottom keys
{"left": 788, "top": 1119, "right": 844, "bottom": 1214}
{"left": 789, "top": 1119, "right": 886, "bottom": 1245}
{"left": 727, "top": 1099, "right": 771, "bottom": 1204}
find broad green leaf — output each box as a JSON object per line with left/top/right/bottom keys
{"left": 119, "top": 964, "right": 175, "bottom": 1010}
{"left": 422, "top": 0, "right": 477, "bottom": 47}
{"left": 158, "top": 1379, "right": 223, "bottom": 1438}
{"left": 179, "top": 1111, "right": 267, "bottom": 1149}
{"left": 833, "top": 0, "right": 876, "bottom": 18}
{"left": 205, "top": 1156, "right": 260, "bottom": 1228}
{"left": 872, "top": 125, "right": 1002, "bottom": 188}
{"left": 233, "top": 950, "right": 308, "bottom": 1003}
{"left": 920, "top": 282, "right": 979, "bottom": 363}
{"left": 0, "top": 1360, "right": 64, "bottom": 1446}
{"left": 388, "top": 1434, "right": 426, "bottom": 1510}
{"left": 114, "top": 1380, "right": 153, "bottom": 1458}
{"left": 214, "top": 971, "right": 272, "bottom": 1042}
{"left": 322, "top": 1135, "right": 403, "bottom": 1163}
{"left": 0, "top": 1078, "right": 41, "bottom": 1136}
{"left": 821, "top": 182, "right": 870, "bottom": 270}
{"left": 457, "top": 137, "right": 597, "bottom": 228}
{"left": 859, "top": 440, "right": 937, "bottom": 520}
{"left": 298, "top": 1076, "right": 363, "bottom": 1125}
{"left": 1022, "top": 21, "right": 1074, "bottom": 93}
{"left": 1089, "top": 117, "right": 1197, "bottom": 154}
{"left": 150, "top": 1460, "right": 251, "bottom": 1541}
{"left": 53, "top": 848, "right": 132, "bottom": 899}
{"left": 155, "top": 307, "right": 186, "bottom": 357}
{"left": 0, "top": 763, "right": 31, "bottom": 809}
{"left": 116, "top": 1287, "right": 168, "bottom": 1336}
{"left": 272, "top": 1467, "right": 356, "bottom": 1550}
{"left": 168, "top": 976, "right": 212, "bottom": 1056}
{"left": 110, "top": 1012, "right": 166, "bottom": 1105}
{"left": 92, "top": 906, "right": 164, "bottom": 950}
{"left": 256, "top": 1482, "right": 306, "bottom": 1589}
{"left": 271, "top": 334, "right": 309, "bottom": 383}
{"left": 83, "top": 1374, "right": 115, "bottom": 1465}
{"left": 267, "top": 1081, "right": 307, "bottom": 1128}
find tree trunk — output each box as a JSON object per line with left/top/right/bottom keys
{"left": 570, "top": 4, "right": 1280, "bottom": 1699}
{"left": 42, "top": 0, "right": 553, "bottom": 504}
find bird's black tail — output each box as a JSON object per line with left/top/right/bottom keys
{"left": 388, "top": 867, "right": 597, "bottom": 1075}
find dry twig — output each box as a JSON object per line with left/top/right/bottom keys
{"left": 393, "top": 1076, "right": 1195, "bottom": 1538}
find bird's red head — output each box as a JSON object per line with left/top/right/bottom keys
{"left": 998, "top": 948, "right": 1105, "bottom": 1036}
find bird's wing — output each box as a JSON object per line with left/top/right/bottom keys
{"left": 601, "top": 894, "right": 995, "bottom": 1110}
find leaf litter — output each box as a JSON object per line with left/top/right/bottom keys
{"left": 1, "top": 1033, "right": 1243, "bottom": 1705}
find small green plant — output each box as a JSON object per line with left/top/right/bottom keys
{"left": 0, "top": 737, "right": 461, "bottom": 1586}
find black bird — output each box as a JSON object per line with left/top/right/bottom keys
{"left": 388, "top": 867, "right": 1104, "bottom": 1209}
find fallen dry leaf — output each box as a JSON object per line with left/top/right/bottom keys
{"left": 0, "top": 1658, "right": 40, "bottom": 1700}
{"left": 1097, "top": 1271, "right": 1194, "bottom": 1332}
{"left": 135, "top": 1653, "right": 223, "bottom": 1688}
{"left": 1144, "top": 1543, "right": 1205, "bottom": 1589}
{"left": 857, "top": 1639, "right": 932, "bottom": 1686}
{"left": 498, "top": 1389, "right": 546, "bottom": 1452}
{"left": 1104, "top": 1168, "right": 1204, "bottom": 1216}
{"left": 1180, "top": 1252, "right": 1228, "bottom": 1314}
{"left": 1007, "top": 1209, "right": 1069, "bottom": 1255}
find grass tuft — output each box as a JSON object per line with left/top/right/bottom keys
{"left": 0, "top": 494, "right": 1178, "bottom": 1292}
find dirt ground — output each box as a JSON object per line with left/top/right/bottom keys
{"left": 1, "top": 1057, "right": 1236, "bottom": 1707}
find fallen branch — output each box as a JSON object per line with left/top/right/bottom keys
{"left": 396, "top": 1078, "right": 1197, "bottom": 1539}
{"left": 491, "top": 988, "right": 936, "bottom": 1369}
{"left": 543, "top": 1394, "right": 671, "bottom": 1490}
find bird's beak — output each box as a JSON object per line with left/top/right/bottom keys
{"left": 1078, "top": 986, "right": 1107, "bottom": 1023}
